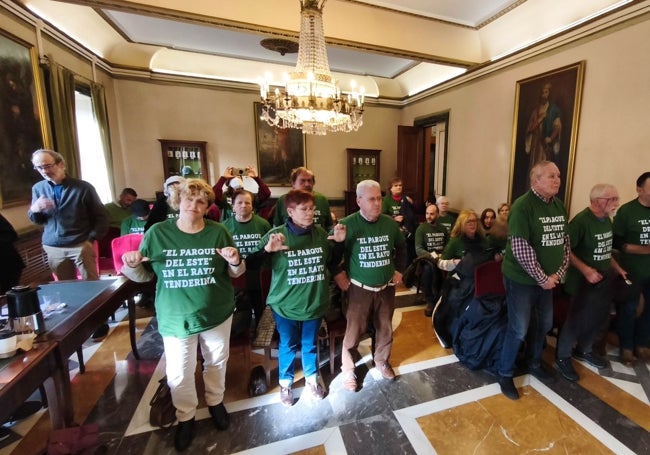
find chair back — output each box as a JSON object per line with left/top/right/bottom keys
{"left": 111, "top": 234, "right": 144, "bottom": 274}
{"left": 474, "top": 260, "right": 505, "bottom": 297}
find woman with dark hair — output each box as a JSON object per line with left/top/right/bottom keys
{"left": 480, "top": 208, "right": 497, "bottom": 232}
{"left": 249, "top": 189, "right": 345, "bottom": 407}
{"left": 121, "top": 178, "right": 243, "bottom": 451}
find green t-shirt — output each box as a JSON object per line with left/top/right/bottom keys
{"left": 438, "top": 213, "right": 457, "bottom": 234}
{"left": 381, "top": 194, "right": 401, "bottom": 217}
{"left": 502, "top": 190, "right": 568, "bottom": 285}
{"left": 415, "top": 222, "right": 448, "bottom": 256}
{"left": 222, "top": 215, "right": 271, "bottom": 258}
{"left": 104, "top": 202, "right": 131, "bottom": 229}
{"left": 564, "top": 207, "right": 614, "bottom": 295}
{"left": 273, "top": 191, "right": 332, "bottom": 230}
{"left": 613, "top": 198, "right": 650, "bottom": 280}
{"left": 338, "top": 212, "right": 404, "bottom": 286}
{"left": 442, "top": 235, "right": 489, "bottom": 260}
{"left": 121, "top": 216, "right": 147, "bottom": 235}
{"left": 140, "top": 219, "right": 236, "bottom": 338}
{"left": 253, "top": 225, "right": 333, "bottom": 320}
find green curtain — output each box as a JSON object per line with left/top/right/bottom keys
{"left": 90, "top": 82, "right": 114, "bottom": 198}
{"left": 49, "top": 62, "right": 80, "bottom": 178}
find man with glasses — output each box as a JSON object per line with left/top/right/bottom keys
{"left": 29, "top": 149, "right": 109, "bottom": 296}
{"left": 555, "top": 184, "right": 625, "bottom": 381}
{"left": 613, "top": 171, "right": 650, "bottom": 364}
{"left": 333, "top": 180, "right": 406, "bottom": 392}
{"left": 497, "top": 160, "right": 570, "bottom": 400}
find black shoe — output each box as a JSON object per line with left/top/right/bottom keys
{"left": 208, "top": 403, "right": 229, "bottom": 430}
{"left": 174, "top": 418, "right": 195, "bottom": 452}
{"left": 555, "top": 358, "right": 579, "bottom": 382}
{"left": 91, "top": 323, "right": 110, "bottom": 342}
{"left": 424, "top": 302, "right": 434, "bottom": 317}
{"left": 572, "top": 350, "right": 607, "bottom": 369}
{"left": 528, "top": 365, "right": 556, "bottom": 384}
{"left": 498, "top": 376, "right": 519, "bottom": 400}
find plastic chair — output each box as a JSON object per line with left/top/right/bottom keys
{"left": 111, "top": 234, "right": 148, "bottom": 359}
{"left": 111, "top": 234, "right": 144, "bottom": 273}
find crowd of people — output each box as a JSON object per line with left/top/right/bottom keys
{"left": 4, "top": 147, "right": 646, "bottom": 451}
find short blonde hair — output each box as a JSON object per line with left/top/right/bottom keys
{"left": 169, "top": 178, "right": 215, "bottom": 210}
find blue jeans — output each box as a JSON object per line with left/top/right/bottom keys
{"left": 498, "top": 277, "right": 553, "bottom": 377}
{"left": 272, "top": 310, "right": 321, "bottom": 387}
{"left": 616, "top": 276, "right": 650, "bottom": 350}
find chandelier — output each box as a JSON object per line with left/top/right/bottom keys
{"left": 259, "top": 0, "right": 364, "bottom": 135}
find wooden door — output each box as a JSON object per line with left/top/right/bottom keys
{"left": 397, "top": 125, "right": 425, "bottom": 207}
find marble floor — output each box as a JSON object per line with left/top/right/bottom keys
{"left": 2, "top": 290, "right": 649, "bottom": 454}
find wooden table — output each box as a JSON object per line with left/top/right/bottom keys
{"left": 36, "top": 277, "right": 138, "bottom": 428}
{"left": 0, "top": 340, "right": 67, "bottom": 428}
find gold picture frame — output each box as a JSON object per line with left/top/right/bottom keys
{"left": 253, "top": 102, "right": 306, "bottom": 186}
{"left": 509, "top": 61, "right": 585, "bottom": 210}
{"left": 0, "top": 31, "right": 51, "bottom": 208}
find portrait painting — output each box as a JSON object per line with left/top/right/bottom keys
{"left": 0, "top": 31, "right": 50, "bottom": 208}
{"left": 254, "top": 102, "right": 305, "bottom": 186}
{"left": 509, "top": 61, "right": 585, "bottom": 209}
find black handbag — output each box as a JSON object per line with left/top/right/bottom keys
{"left": 149, "top": 376, "right": 177, "bottom": 428}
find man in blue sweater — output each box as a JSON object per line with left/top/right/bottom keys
{"left": 29, "top": 149, "right": 110, "bottom": 339}
{"left": 29, "top": 149, "right": 109, "bottom": 280}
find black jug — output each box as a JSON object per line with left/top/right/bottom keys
{"left": 6, "top": 285, "right": 46, "bottom": 334}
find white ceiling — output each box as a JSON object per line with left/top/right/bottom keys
{"left": 20, "top": 0, "right": 635, "bottom": 100}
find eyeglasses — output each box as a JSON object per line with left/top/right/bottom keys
{"left": 33, "top": 163, "right": 57, "bottom": 171}
{"left": 466, "top": 219, "right": 478, "bottom": 224}
{"left": 597, "top": 196, "right": 619, "bottom": 203}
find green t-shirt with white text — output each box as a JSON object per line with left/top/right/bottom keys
{"left": 140, "top": 219, "right": 236, "bottom": 338}
{"left": 613, "top": 198, "right": 650, "bottom": 280}
{"left": 564, "top": 207, "right": 613, "bottom": 295}
{"left": 502, "top": 190, "right": 567, "bottom": 285}
{"left": 222, "top": 215, "right": 271, "bottom": 258}
{"left": 338, "top": 212, "right": 404, "bottom": 286}
{"left": 253, "top": 225, "right": 333, "bottom": 320}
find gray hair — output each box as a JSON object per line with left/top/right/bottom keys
{"left": 356, "top": 179, "right": 381, "bottom": 197}
{"left": 529, "top": 160, "right": 555, "bottom": 182}
{"left": 436, "top": 196, "right": 448, "bottom": 206}
{"left": 589, "top": 183, "right": 617, "bottom": 201}
{"left": 32, "top": 148, "right": 65, "bottom": 165}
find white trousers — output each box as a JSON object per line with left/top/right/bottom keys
{"left": 162, "top": 315, "right": 232, "bottom": 422}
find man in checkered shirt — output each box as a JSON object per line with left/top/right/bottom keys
{"left": 496, "top": 160, "right": 570, "bottom": 400}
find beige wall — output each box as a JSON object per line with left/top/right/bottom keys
{"left": 110, "top": 79, "right": 400, "bottom": 202}
{"left": 401, "top": 15, "right": 650, "bottom": 218}
{"left": 2, "top": 9, "right": 648, "bottom": 233}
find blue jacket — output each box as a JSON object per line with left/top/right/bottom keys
{"left": 28, "top": 176, "right": 109, "bottom": 247}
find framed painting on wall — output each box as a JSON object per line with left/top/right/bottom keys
{"left": 508, "top": 61, "right": 585, "bottom": 210}
{"left": 0, "top": 31, "right": 50, "bottom": 208}
{"left": 253, "top": 102, "right": 305, "bottom": 186}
